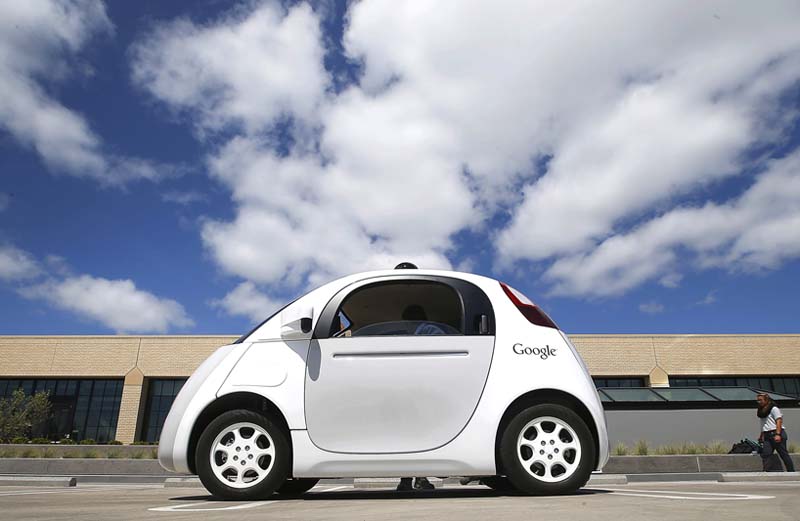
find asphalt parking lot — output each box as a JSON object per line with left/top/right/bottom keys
{"left": 1, "top": 481, "right": 799, "bottom": 521}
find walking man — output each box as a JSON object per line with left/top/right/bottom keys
{"left": 757, "top": 392, "right": 795, "bottom": 472}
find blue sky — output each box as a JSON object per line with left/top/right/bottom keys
{"left": 1, "top": 0, "right": 800, "bottom": 335}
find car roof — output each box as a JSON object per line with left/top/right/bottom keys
{"left": 320, "top": 268, "right": 500, "bottom": 293}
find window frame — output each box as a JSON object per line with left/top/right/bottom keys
{"left": 593, "top": 377, "right": 646, "bottom": 388}
{"left": 0, "top": 378, "right": 122, "bottom": 442}
{"left": 669, "top": 375, "right": 800, "bottom": 397}
{"left": 139, "top": 378, "right": 187, "bottom": 443}
{"left": 313, "top": 275, "right": 495, "bottom": 340}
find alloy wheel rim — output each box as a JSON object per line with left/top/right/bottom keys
{"left": 516, "top": 416, "right": 581, "bottom": 483}
{"left": 209, "top": 422, "right": 275, "bottom": 489}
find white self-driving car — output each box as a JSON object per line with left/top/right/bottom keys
{"left": 158, "top": 265, "right": 608, "bottom": 499}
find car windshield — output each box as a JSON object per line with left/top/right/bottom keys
{"left": 233, "top": 297, "right": 299, "bottom": 344}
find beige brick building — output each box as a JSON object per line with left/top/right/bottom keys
{"left": 1, "top": 334, "right": 799, "bottom": 443}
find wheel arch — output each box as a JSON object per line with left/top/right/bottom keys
{"left": 186, "top": 392, "right": 291, "bottom": 475}
{"left": 494, "top": 388, "right": 600, "bottom": 474}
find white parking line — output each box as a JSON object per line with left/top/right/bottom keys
{"left": 715, "top": 481, "right": 800, "bottom": 487}
{"left": 147, "top": 485, "right": 351, "bottom": 513}
{"left": 149, "top": 501, "right": 275, "bottom": 513}
{"left": 593, "top": 487, "right": 774, "bottom": 501}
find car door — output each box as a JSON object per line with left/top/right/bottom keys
{"left": 304, "top": 275, "right": 495, "bottom": 454}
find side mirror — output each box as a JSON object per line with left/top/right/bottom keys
{"left": 281, "top": 305, "right": 314, "bottom": 340}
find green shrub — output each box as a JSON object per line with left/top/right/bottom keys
{"left": 680, "top": 442, "right": 700, "bottom": 454}
{"left": 655, "top": 444, "right": 679, "bottom": 455}
{"left": 131, "top": 449, "right": 159, "bottom": 459}
{"left": 612, "top": 442, "right": 628, "bottom": 456}
{"left": 131, "top": 441, "right": 155, "bottom": 446}
{"left": 107, "top": 450, "right": 122, "bottom": 459}
{"left": 0, "top": 390, "right": 52, "bottom": 442}
{"left": 704, "top": 440, "right": 727, "bottom": 454}
{"left": 789, "top": 442, "right": 799, "bottom": 454}
{"left": 41, "top": 447, "right": 54, "bottom": 458}
{"left": 79, "top": 439, "right": 96, "bottom": 445}
{"left": 10, "top": 437, "right": 29, "bottom": 445}
{"left": 62, "top": 451, "right": 80, "bottom": 458}
{"left": 107, "top": 440, "right": 123, "bottom": 445}
{"left": 30, "top": 437, "right": 50, "bottom": 445}
{"left": 20, "top": 448, "right": 37, "bottom": 458}
{"left": 634, "top": 440, "right": 649, "bottom": 456}
{"left": 58, "top": 438, "right": 76, "bottom": 445}
{"left": 82, "top": 450, "right": 98, "bottom": 458}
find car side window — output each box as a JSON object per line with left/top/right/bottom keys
{"left": 329, "top": 280, "right": 464, "bottom": 338}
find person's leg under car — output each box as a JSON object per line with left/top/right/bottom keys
{"left": 414, "top": 477, "right": 435, "bottom": 490}
{"left": 774, "top": 430, "right": 796, "bottom": 472}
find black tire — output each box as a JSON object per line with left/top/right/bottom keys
{"left": 480, "top": 476, "right": 517, "bottom": 492}
{"left": 276, "top": 478, "right": 320, "bottom": 496}
{"left": 196, "top": 409, "right": 290, "bottom": 500}
{"left": 499, "top": 403, "right": 595, "bottom": 495}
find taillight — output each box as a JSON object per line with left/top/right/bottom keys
{"left": 500, "top": 282, "right": 558, "bottom": 329}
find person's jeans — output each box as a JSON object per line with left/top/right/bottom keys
{"left": 762, "top": 429, "right": 795, "bottom": 472}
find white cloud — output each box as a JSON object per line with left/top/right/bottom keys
{"left": 659, "top": 273, "right": 683, "bottom": 289}
{"left": 20, "top": 275, "right": 194, "bottom": 333}
{"left": 639, "top": 301, "right": 665, "bottom": 314}
{"left": 131, "top": 1, "right": 800, "bottom": 303}
{"left": 0, "top": 0, "right": 179, "bottom": 185}
{"left": 696, "top": 291, "right": 718, "bottom": 306}
{"left": 132, "top": 4, "right": 470, "bottom": 289}
{"left": 545, "top": 152, "right": 800, "bottom": 296}
{"left": 211, "top": 281, "right": 280, "bottom": 323}
{"left": 130, "top": 2, "right": 328, "bottom": 134}
{"left": 200, "top": 137, "right": 457, "bottom": 288}
{"left": 0, "top": 245, "right": 41, "bottom": 281}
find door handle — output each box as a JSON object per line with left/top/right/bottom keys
{"left": 332, "top": 351, "right": 468, "bottom": 359}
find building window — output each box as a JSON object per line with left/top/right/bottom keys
{"left": 670, "top": 376, "right": 800, "bottom": 397}
{"left": 593, "top": 377, "right": 646, "bottom": 388}
{"left": 140, "top": 379, "right": 186, "bottom": 443}
{"left": 0, "top": 379, "right": 123, "bottom": 442}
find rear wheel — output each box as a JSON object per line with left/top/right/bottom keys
{"left": 499, "top": 404, "right": 594, "bottom": 495}
{"left": 276, "top": 478, "right": 320, "bottom": 496}
{"left": 196, "top": 409, "right": 290, "bottom": 500}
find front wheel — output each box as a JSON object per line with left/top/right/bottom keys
{"left": 499, "top": 404, "right": 595, "bottom": 495}
{"left": 195, "top": 409, "right": 290, "bottom": 500}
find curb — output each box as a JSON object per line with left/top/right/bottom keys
{"left": 72, "top": 475, "right": 171, "bottom": 484}
{"left": 3, "top": 472, "right": 798, "bottom": 490}
{"left": 719, "top": 472, "right": 800, "bottom": 482}
{"left": 626, "top": 472, "right": 722, "bottom": 483}
{"left": 0, "top": 458, "right": 167, "bottom": 476}
{"left": 4, "top": 455, "right": 797, "bottom": 477}
{"left": 0, "top": 476, "right": 76, "bottom": 487}
{"left": 161, "top": 472, "right": 800, "bottom": 490}
{"left": 588, "top": 474, "right": 628, "bottom": 485}
{"left": 164, "top": 477, "right": 203, "bottom": 488}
